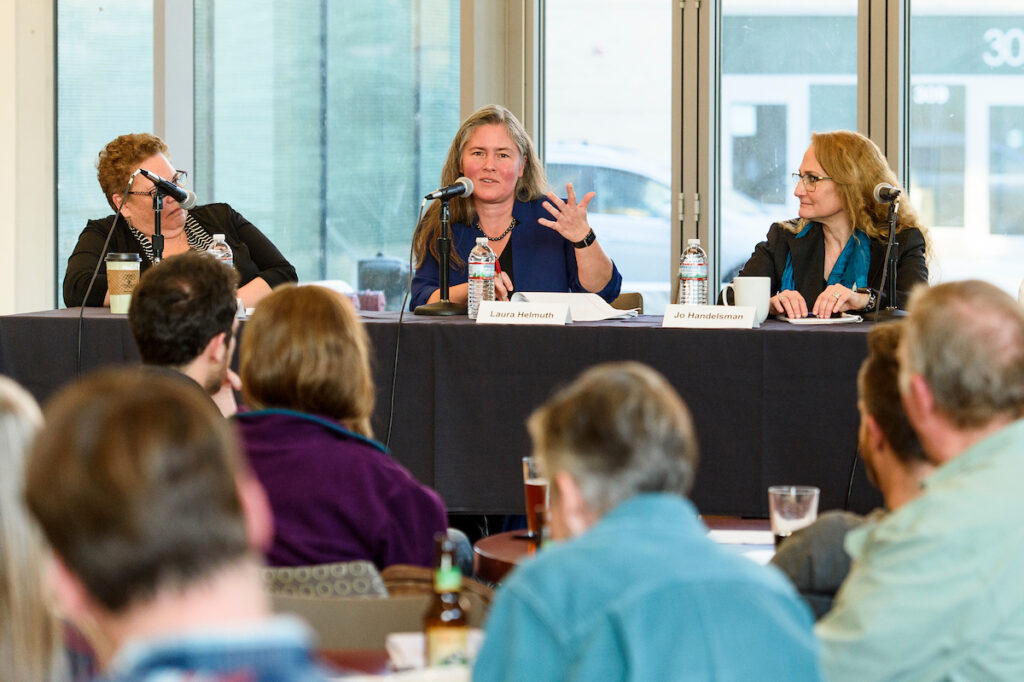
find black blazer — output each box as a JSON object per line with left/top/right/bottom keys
{"left": 736, "top": 220, "right": 928, "bottom": 311}
{"left": 63, "top": 203, "right": 297, "bottom": 307}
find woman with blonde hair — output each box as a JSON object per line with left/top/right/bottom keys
{"left": 0, "top": 376, "right": 70, "bottom": 681}
{"left": 737, "top": 130, "right": 928, "bottom": 318}
{"left": 236, "top": 284, "right": 448, "bottom": 569}
{"left": 410, "top": 104, "right": 621, "bottom": 309}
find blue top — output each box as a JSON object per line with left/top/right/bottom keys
{"left": 410, "top": 198, "right": 622, "bottom": 310}
{"left": 817, "top": 419, "right": 1024, "bottom": 681}
{"left": 473, "top": 493, "right": 822, "bottom": 682}
{"left": 97, "top": 616, "right": 330, "bottom": 682}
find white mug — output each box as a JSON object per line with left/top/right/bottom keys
{"left": 721, "top": 276, "right": 770, "bottom": 326}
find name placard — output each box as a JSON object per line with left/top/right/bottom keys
{"left": 477, "top": 301, "right": 571, "bottom": 325}
{"left": 662, "top": 305, "right": 755, "bottom": 329}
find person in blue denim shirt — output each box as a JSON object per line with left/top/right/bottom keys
{"left": 23, "top": 369, "right": 330, "bottom": 682}
{"left": 473, "top": 362, "right": 822, "bottom": 682}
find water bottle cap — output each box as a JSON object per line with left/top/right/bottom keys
{"left": 687, "top": 239, "right": 701, "bottom": 247}
{"left": 213, "top": 234, "right": 225, "bottom": 241}
{"left": 476, "top": 237, "right": 488, "bottom": 246}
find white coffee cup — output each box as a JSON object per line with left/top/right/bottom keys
{"left": 721, "top": 276, "right": 770, "bottom": 326}
{"left": 105, "top": 252, "right": 142, "bottom": 314}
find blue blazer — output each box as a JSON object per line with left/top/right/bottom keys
{"left": 410, "top": 198, "right": 622, "bottom": 310}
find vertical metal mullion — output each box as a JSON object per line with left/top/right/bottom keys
{"left": 154, "top": 0, "right": 195, "bottom": 179}
{"left": 677, "top": 0, "right": 698, "bottom": 301}
{"left": 887, "top": 0, "right": 909, "bottom": 185}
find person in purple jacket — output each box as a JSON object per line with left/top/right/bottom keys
{"left": 236, "top": 284, "right": 449, "bottom": 569}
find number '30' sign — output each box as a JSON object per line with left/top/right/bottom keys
{"left": 983, "top": 28, "right": 1024, "bottom": 68}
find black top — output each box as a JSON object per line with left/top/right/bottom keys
{"left": 63, "top": 203, "right": 297, "bottom": 307}
{"left": 498, "top": 245, "right": 515, "bottom": 285}
{"left": 736, "top": 220, "right": 928, "bottom": 311}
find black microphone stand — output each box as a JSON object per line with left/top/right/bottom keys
{"left": 414, "top": 197, "right": 467, "bottom": 316}
{"left": 151, "top": 192, "right": 165, "bottom": 263}
{"left": 873, "top": 196, "right": 907, "bottom": 321}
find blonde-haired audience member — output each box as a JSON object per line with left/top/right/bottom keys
{"left": 0, "top": 376, "right": 69, "bottom": 681}
{"left": 237, "top": 284, "right": 449, "bottom": 569}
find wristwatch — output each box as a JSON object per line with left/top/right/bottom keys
{"left": 855, "top": 287, "right": 877, "bottom": 311}
{"left": 572, "top": 228, "right": 597, "bottom": 249}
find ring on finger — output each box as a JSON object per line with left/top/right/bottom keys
{"left": 832, "top": 291, "right": 841, "bottom": 300}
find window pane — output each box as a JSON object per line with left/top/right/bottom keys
{"left": 718, "top": 1, "right": 858, "bottom": 286}
{"left": 56, "top": 1, "right": 153, "bottom": 303}
{"left": 910, "top": 2, "right": 1024, "bottom": 293}
{"left": 194, "top": 1, "right": 459, "bottom": 307}
{"left": 544, "top": 0, "right": 672, "bottom": 314}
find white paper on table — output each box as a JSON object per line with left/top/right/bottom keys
{"left": 333, "top": 665, "right": 470, "bottom": 682}
{"left": 707, "top": 529, "right": 775, "bottom": 545}
{"left": 782, "top": 313, "right": 863, "bottom": 325}
{"left": 510, "top": 292, "right": 637, "bottom": 321}
{"left": 385, "top": 629, "right": 484, "bottom": 672}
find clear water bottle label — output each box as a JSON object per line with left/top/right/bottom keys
{"left": 679, "top": 264, "right": 706, "bottom": 279}
{"left": 469, "top": 263, "right": 495, "bottom": 279}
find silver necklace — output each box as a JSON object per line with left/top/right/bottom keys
{"left": 476, "top": 217, "right": 517, "bottom": 242}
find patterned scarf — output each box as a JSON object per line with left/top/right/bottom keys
{"left": 780, "top": 222, "right": 871, "bottom": 293}
{"left": 128, "top": 213, "right": 215, "bottom": 263}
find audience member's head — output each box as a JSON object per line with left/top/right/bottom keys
{"left": 528, "top": 361, "right": 698, "bottom": 538}
{"left": 0, "top": 377, "right": 67, "bottom": 682}
{"left": 241, "top": 284, "right": 375, "bottom": 437}
{"left": 857, "top": 322, "right": 930, "bottom": 507}
{"left": 899, "top": 280, "right": 1024, "bottom": 460}
{"left": 24, "top": 369, "right": 270, "bottom": 657}
{"left": 129, "top": 251, "right": 239, "bottom": 395}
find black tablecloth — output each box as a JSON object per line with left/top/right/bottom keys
{"left": 0, "top": 308, "right": 881, "bottom": 516}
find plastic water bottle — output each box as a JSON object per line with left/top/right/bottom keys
{"left": 207, "top": 234, "right": 233, "bottom": 268}
{"left": 467, "top": 237, "right": 496, "bottom": 320}
{"left": 677, "top": 238, "right": 708, "bottom": 305}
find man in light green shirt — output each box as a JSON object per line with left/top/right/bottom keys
{"left": 817, "top": 280, "right": 1024, "bottom": 681}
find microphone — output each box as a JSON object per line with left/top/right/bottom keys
{"left": 425, "top": 176, "right": 473, "bottom": 201}
{"left": 873, "top": 183, "right": 902, "bottom": 204}
{"left": 137, "top": 168, "right": 198, "bottom": 209}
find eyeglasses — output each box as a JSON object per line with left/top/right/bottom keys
{"left": 792, "top": 172, "right": 833, "bottom": 192}
{"left": 127, "top": 170, "right": 189, "bottom": 198}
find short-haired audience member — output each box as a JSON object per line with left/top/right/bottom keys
{"left": 23, "top": 369, "right": 330, "bottom": 681}
{"left": 0, "top": 377, "right": 70, "bottom": 682}
{"left": 737, "top": 130, "right": 928, "bottom": 318}
{"left": 237, "top": 284, "right": 449, "bottom": 569}
{"left": 473, "top": 362, "right": 822, "bottom": 681}
{"left": 129, "top": 250, "right": 242, "bottom": 416}
{"left": 818, "top": 280, "right": 1024, "bottom": 681}
{"left": 771, "top": 321, "right": 933, "bottom": 618}
{"left": 64, "top": 132, "right": 296, "bottom": 308}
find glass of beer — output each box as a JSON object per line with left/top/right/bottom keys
{"left": 768, "top": 485, "right": 819, "bottom": 547}
{"left": 522, "top": 456, "right": 549, "bottom": 539}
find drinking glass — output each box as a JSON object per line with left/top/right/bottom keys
{"left": 522, "top": 456, "right": 549, "bottom": 539}
{"left": 768, "top": 485, "right": 819, "bottom": 547}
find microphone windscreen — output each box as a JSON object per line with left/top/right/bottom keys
{"left": 873, "top": 182, "right": 900, "bottom": 203}
{"left": 456, "top": 176, "right": 474, "bottom": 198}
{"left": 179, "top": 191, "right": 198, "bottom": 210}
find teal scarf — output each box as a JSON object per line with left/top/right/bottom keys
{"left": 780, "top": 223, "right": 871, "bottom": 293}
